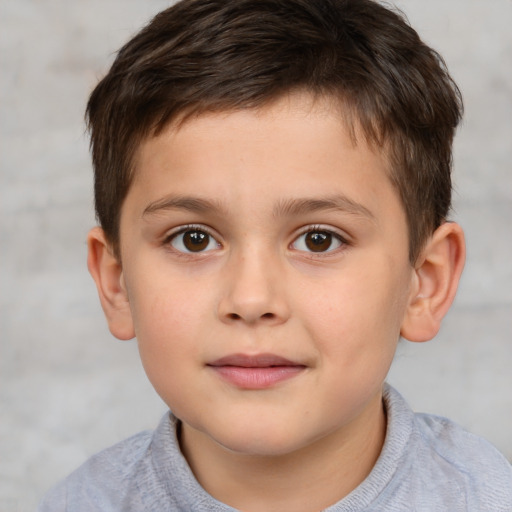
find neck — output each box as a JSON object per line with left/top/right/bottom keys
{"left": 179, "top": 391, "right": 387, "bottom": 512}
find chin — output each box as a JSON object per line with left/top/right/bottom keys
{"left": 209, "top": 422, "right": 317, "bottom": 458}
{"left": 221, "top": 436, "right": 301, "bottom": 457}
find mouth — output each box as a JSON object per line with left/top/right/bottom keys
{"left": 207, "top": 353, "right": 307, "bottom": 389}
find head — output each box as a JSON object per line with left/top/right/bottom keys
{"left": 85, "top": 0, "right": 466, "bottom": 486}
{"left": 86, "top": 0, "right": 463, "bottom": 265}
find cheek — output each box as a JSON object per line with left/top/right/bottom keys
{"left": 128, "top": 260, "right": 212, "bottom": 339}
{"left": 133, "top": 296, "right": 203, "bottom": 415}
{"left": 303, "top": 263, "right": 408, "bottom": 365}
{"left": 125, "top": 271, "right": 210, "bottom": 388}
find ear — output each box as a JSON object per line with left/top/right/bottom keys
{"left": 400, "top": 222, "right": 465, "bottom": 343}
{"left": 87, "top": 227, "right": 135, "bottom": 341}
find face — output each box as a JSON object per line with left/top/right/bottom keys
{"left": 117, "top": 94, "right": 415, "bottom": 457}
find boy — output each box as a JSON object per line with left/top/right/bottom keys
{"left": 39, "top": 0, "right": 512, "bottom": 510}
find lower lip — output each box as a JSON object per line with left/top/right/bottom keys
{"left": 209, "top": 365, "right": 305, "bottom": 389}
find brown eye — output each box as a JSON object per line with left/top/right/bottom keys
{"left": 292, "top": 229, "right": 343, "bottom": 253}
{"left": 305, "top": 231, "right": 332, "bottom": 252}
{"left": 170, "top": 228, "right": 219, "bottom": 253}
{"left": 183, "top": 230, "right": 209, "bottom": 251}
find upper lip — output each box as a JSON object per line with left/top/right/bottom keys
{"left": 207, "top": 353, "right": 304, "bottom": 368}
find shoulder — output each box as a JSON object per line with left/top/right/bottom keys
{"left": 378, "top": 385, "right": 512, "bottom": 511}
{"left": 38, "top": 412, "right": 240, "bottom": 512}
{"left": 37, "top": 423, "right": 158, "bottom": 512}
{"left": 412, "top": 409, "right": 512, "bottom": 509}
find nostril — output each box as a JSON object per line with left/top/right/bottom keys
{"left": 226, "top": 312, "right": 275, "bottom": 321}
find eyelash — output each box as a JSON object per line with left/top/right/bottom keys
{"left": 163, "top": 224, "right": 349, "bottom": 256}
{"left": 164, "top": 224, "right": 221, "bottom": 255}
{"left": 291, "top": 225, "right": 349, "bottom": 255}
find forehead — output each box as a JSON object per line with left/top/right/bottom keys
{"left": 134, "top": 92, "right": 389, "bottom": 173}
{"left": 127, "top": 93, "right": 400, "bottom": 224}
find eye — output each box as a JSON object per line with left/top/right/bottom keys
{"left": 169, "top": 227, "right": 220, "bottom": 253}
{"left": 292, "top": 229, "right": 344, "bottom": 253}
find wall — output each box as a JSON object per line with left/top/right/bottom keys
{"left": 1, "top": 1, "right": 511, "bottom": 510}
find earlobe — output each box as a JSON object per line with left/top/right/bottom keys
{"left": 87, "top": 227, "right": 135, "bottom": 341}
{"left": 400, "top": 222, "right": 465, "bottom": 343}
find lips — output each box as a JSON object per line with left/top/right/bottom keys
{"left": 207, "top": 353, "right": 306, "bottom": 389}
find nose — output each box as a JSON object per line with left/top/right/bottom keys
{"left": 217, "top": 246, "right": 290, "bottom": 326}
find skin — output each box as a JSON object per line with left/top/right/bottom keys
{"left": 88, "top": 93, "right": 465, "bottom": 511}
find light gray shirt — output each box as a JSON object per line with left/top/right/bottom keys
{"left": 37, "top": 385, "right": 512, "bottom": 511}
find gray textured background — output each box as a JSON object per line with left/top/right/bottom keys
{"left": 1, "top": 1, "right": 511, "bottom": 510}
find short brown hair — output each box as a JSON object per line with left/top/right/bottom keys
{"left": 86, "top": 0, "right": 463, "bottom": 263}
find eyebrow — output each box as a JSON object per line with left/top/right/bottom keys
{"left": 273, "top": 196, "right": 375, "bottom": 220}
{"left": 142, "top": 194, "right": 375, "bottom": 221}
{"left": 143, "top": 195, "right": 226, "bottom": 217}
